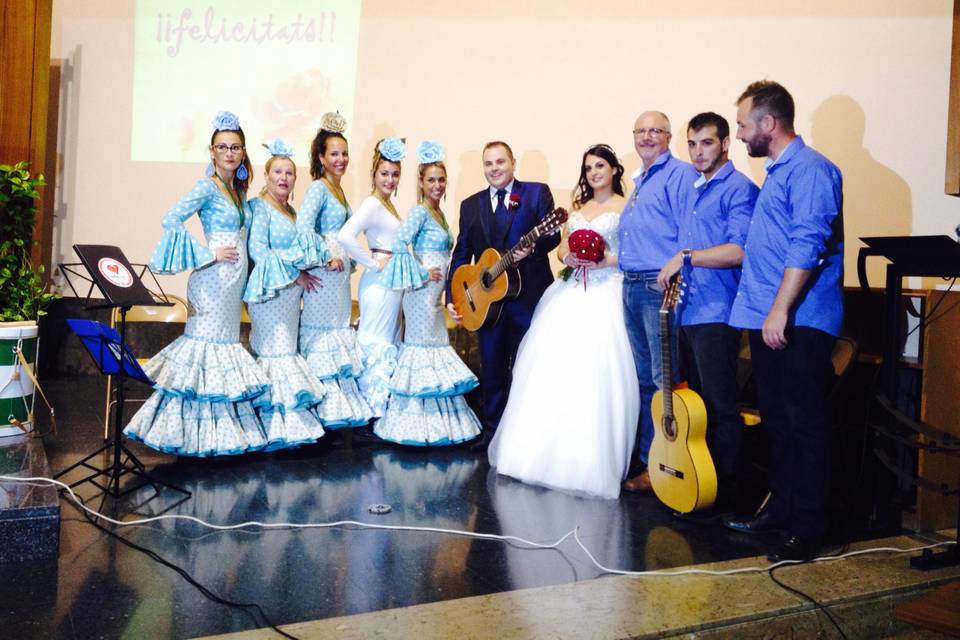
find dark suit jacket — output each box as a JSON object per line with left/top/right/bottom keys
{"left": 446, "top": 180, "right": 558, "bottom": 314}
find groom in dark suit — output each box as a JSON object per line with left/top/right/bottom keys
{"left": 446, "top": 141, "right": 558, "bottom": 452}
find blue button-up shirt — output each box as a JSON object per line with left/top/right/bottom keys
{"left": 676, "top": 161, "right": 758, "bottom": 326}
{"left": 729, "top": 137, "right": 844, "bottom": 336}
{"left": 619, "top": 151, "right": 698, "bottom": 272}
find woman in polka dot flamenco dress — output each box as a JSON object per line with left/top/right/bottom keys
{"left": 242, "top": 139, "right": 327, "bottom": 449}
{"left": 295, "top": 112, "right": 372, "bottom": 428}
{"left": 375, "top": 141, "right": 482, "bottom": 446}
{"left": 124, "top": 111, "right": 270, "bottom": 456}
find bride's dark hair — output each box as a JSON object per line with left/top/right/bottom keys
{"left": 572, "top": 144, "right": 625, "bottom": 210}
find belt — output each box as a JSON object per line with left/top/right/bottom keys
{"left": 622, "top": 270, "right": 659, "bottom": 282}
{"left": 370, "top": 248, "right": 393, "bottom": 256}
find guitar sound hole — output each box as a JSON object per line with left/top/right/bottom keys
{"left": 481, "top": 272, "right": 493, "bottom": 288}
{"left": 663, "top": 417, "right": 678, "bottom": 441}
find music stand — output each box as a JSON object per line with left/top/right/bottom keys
{"left": 858, "top": 235, "right": 960, "bottom": 570}
{"left": 56, "top": 244, "right": 190, "bottom": 503}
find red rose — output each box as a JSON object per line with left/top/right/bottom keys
{"left": 508, "top": 193, "right": 521, "bottom": 210}
{"left": 567, "top": 228, "right": 605, "bottom": 263}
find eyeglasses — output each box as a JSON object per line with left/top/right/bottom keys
{"left": 632, "top": 128, "right": 668, "bottom": 137}
{"left": 213, "top": 144, "right": 244, "bottom": 154}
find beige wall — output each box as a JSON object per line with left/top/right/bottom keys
{"left": 50, "top": 0, "right": 958, "bottom": 297}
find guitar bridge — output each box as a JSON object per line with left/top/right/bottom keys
{"left": 461, "top": 281, "right": 476, "bottom": 311}
{"left": 658, "top": 464, "right": 685, "bottom": 479}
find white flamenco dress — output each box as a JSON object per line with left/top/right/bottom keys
{"left": 488, "top": 210, "right": 640, "bottom": 499}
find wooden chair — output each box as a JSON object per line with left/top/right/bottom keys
{"left": 102, "top": 294, "right": 188, "bottom": 439}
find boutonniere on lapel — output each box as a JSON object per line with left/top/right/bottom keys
{"left": 508, "top": 193, "right": 521, "bottom": 211}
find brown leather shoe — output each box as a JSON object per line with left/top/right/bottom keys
{"left": 623, "top": 470, "right": 652, "bottom": 493}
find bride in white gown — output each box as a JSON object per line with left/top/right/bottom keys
{"left": 488, "top": 144, "right": 640, "bottom": 499}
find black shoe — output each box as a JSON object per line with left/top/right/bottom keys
{"left": 345, "top": 426, "right": 382, "bottom": 445}
{"left": 469, "top": 433, "right": 490, "bottom": 453}
{"left": 767, "top": 535, "right": 819, "bottom": 563}
{"left": 722, "top": 508, "right": 785, "bottom": 535}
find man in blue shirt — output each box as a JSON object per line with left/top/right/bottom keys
{"left": 723, "top": 81, "right": 844, "bottom": 563}
{"left": 619, "top": 111, "right": 698, "bottom": 492}
{"left": 656, "top": 112, "right": 758, "bottom": 517}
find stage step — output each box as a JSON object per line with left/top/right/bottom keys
{"left": 0, "top": 435, "right": 60, "bottom": 563}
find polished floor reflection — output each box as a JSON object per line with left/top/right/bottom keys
{"left": 4, "top": 375, "right": 776, "bottom": 639}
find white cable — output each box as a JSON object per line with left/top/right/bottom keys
{"left": 2, "top": 474, "right": 955, "bottom": 577}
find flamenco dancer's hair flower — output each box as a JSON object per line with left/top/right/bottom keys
{"left": 319, "top": 111, "right": 347, "bottom": 133}
{"left": 212, "top": 111, "right": 241, "bottom": 131}
{"left": 416, "top": 140, "right": 445, "bottom": 164}
{"left": 378, "top": 138, "right": 406, "bottom": 162}
{"left": 262, "top": 139, "right": 295, "bottom": 157}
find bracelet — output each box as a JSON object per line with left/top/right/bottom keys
{"left": 682, "top": 249, "right": 693, "bottom": 267}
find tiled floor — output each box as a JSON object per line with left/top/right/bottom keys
{"left": 1, "top": 375, "right": 877, "bottom": 639}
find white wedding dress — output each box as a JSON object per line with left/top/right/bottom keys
{"left": 488, "top": 210, "right": 640, "bottom": 499}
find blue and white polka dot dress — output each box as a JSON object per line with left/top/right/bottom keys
{"left": 375, "top": 204, "right": 481, "bottom": 446}
{"left": 295, "top": 179, "right": 372, "bottom": 427}
{"left": 124, "top": 178, "right": 270, "bottom": 457}
{"left": 244, "top": 197, "right": 327, "bottom": 449}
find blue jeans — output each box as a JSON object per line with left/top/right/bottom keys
{"left": 622, "top": 271, "right": 677, "bottom": 472}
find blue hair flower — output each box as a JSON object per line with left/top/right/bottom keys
{"left": 416, "top": 140, "right": 444, "bottom": 164}
{"left": 263, "top": 139, "right": 295, "bottom": 157}
{"left": 378, "top": 138, "right": 406, "bottom": 162}
{"left": 212, "top": 111, "right": 241, "bottom": 131}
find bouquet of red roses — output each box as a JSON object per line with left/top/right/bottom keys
{"left": 559, "top": 228, "right": 605, "bottom": 287}
{"left": 568, "top": 228, "right": 605, "bottom": 263}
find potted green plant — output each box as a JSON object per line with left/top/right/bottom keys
{"left": 0, "top": 161, "right": 56, "bottom": 435}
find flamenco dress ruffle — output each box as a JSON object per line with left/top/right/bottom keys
{"left": 375, "top": 251, "right": 481, "bottom": 446}
{"left": 124, "top": 228, "right": 271, "bottom": 457}
{"left": 244, "top": 242, "right": 327, "bottom": 450}
{"left": 299, "top": 235, "right": 373, "bottom": 428}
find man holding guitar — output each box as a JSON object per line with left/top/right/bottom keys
{"left": 446, "top": 141, "right": 558, "bottom": 452}
{"left": 656, "top": 112, "right": 758, "bottom": 517}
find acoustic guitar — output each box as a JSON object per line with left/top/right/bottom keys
{"left": 648, "top": 274, "right": 717, "bottom": 513}
{"left": 450, "top": 207, "right": 568, "bottom": 332}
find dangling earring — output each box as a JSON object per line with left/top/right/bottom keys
{"left": 236, "top": 163, "right": 248, "bottom": 181}
{"left": 205, "top": 162, "right": 214, "bottom": 177}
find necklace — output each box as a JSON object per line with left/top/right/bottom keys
{"left": 422, "top": 202, "right": 449, "bottom": 230}
{"left": 213, "top": 173, "right": 245, "bottom": 227}
{"left": 265, "top": 190, "right": 296, "bottom": 222}
{"left": 322, "top": 176, "right": 348, "bottom": 209}
{"left": 375, "top": 193, "right": 400, "bottom": 220}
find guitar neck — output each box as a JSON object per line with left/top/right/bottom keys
{"left": 659, "top": 308, "right": 674, "bottom": 420}
{"left": 486, "top": 228, "right": 542, "bottom": 280}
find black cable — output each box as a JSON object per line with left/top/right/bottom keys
{"left": 768, "top": 564, "right": 849, "bottom": 640}
{"left": 68, "top": 500, "right": 299, "bottom": 640}
{"left": 904, "top": 277, "right": 957, "bottom": 338}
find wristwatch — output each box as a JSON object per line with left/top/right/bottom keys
{"left": 682, "top": 249, "right": 693, "bottom": 267}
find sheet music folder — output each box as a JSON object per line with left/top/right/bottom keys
{"left": 69, "top": 244, "right": 161, "bottom": 308}
{"left": 66, "top": 318, "right": 152, "bottom": 385}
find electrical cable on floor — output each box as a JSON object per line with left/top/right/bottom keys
{"left": 3, "top": 474, "right": 957, "bottom": 636}
{"left": 72, "top": 500, "right": 299, "bottom": 640}
{"left": 768, "top": 563, "right": 849, "bottom": 640}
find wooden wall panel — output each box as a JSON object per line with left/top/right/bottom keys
{"left": 948, "top": 0, "right": 960, "bottom": 196}
{"left": 0, "top": 0, "right": 53, "bottom": 268}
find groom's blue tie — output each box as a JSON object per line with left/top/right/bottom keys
{"left": 494, "top": 188, "right": 509, "bottom": 242}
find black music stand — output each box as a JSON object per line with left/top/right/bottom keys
{"left": 56, "top": 244, "right": 190, "bottom": 503}
{"left": 858, "top": 235, "right": 960, "bottom": 570}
